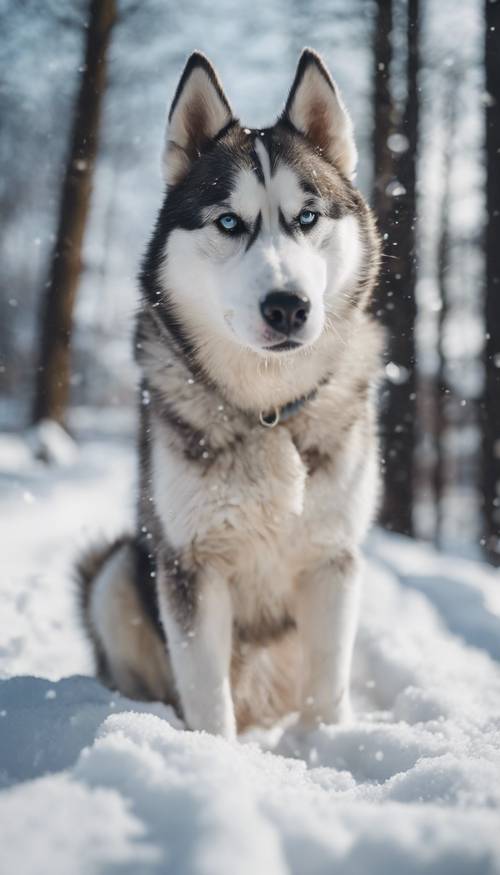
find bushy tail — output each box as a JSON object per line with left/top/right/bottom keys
{"left": 75, "top": 535, "right": 134, "bottom": 633}
{"left": 74, "top": 535, "right": 173, "bottom": 703}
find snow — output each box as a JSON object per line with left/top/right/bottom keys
{"left": 26, "top": 419, "right": 79, "bottom": 467}
{"left": 1, "top": 420, "right": 500, "bottom": 874}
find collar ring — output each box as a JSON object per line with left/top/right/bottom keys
{"left": 259, "top": 408, "right": 280, "bottom": 428}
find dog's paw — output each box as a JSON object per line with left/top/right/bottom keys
{"left": 299, "top": 695, "right": 353, "bottom": 730}
{"left": 276, "top": 721, "right": 313, "bottom": 759}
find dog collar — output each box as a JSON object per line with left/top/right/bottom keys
{"left": 259, "top": 388, "right": 318, "bottom": 428}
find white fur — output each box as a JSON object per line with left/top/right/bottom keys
{"left": 157, "top": 565, "right": 236, "bottom": 738}
{"left": 297, "top": 553, "right": 361, "bottom": 727}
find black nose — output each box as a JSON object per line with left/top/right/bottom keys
{"left": 260, "top": 291, "right": 311, "bottom": 335}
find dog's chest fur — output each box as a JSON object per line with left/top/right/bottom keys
{"left": 137, "top": 313, "right": 381, "bottom": 643}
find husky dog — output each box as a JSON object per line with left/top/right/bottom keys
{"left": 78, "top": 49, "right": 382, "bottom": 739}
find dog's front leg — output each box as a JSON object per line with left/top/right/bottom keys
{"left": 157, "top": 564, "right": 236, "bottom": 739}
{"left": 297, "top": 550, "right": 361, "bottom": 728}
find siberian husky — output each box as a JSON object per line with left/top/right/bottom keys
{"left": 77, "top": 49, "right": 382, "bottom": 739}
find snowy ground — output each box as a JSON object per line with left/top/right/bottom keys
{"left": 1, "top": 415, "right": 500, "bottom": 874}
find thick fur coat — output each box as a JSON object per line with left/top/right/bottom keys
{"left": 78, "top": 49, "right": 382, "bottom": 738}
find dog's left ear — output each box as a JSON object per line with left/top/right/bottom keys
{"left": 282, "top": 49, "right": 357, "bottom": 178}
{"left": 163, "top": 52, "right": 234, "bottom": 186}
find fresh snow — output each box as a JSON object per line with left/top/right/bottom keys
{"left": 1, "top": 419, "right": 500, "bottom": 874}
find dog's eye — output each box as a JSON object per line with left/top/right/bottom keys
{"left": 216, "top": 213, "right": 242, "bottom": 234}
{"left": 298, "top": 209, "right": 318, "bottom": 229}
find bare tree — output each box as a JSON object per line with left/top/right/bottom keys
{"left": 372, "top": 0, "right": 394, "bottom": 262}
{"left": 371, "top": 0, "right": 395, "bottom": 522}
{"left": 482, "top": 0, "right": 500, "bottom": 565}
{"left": 32, "top": 0, "right": 117, "bottom": 427}
{"left": 433, "top": 80, "right": 457, "bottom": 546}
{"left": 372, "top": 0, "right": 420, "bottom": 536}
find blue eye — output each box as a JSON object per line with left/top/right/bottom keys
{"left": 217, "top": 213, "right": 240, "bottom": 233}
{"left": 298, "top": 209, "right": 318, "bottom": 228}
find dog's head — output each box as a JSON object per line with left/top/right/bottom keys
{"left": 151, "top": 50, "right": 376, "bottom": 358}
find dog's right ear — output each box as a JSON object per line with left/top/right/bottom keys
{"left": 163, "top": 52, "right": 234, "bottom": 186}
{"left": 282, "top": 49, "right": 357, "bottom": 178}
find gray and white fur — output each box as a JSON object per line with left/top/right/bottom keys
{"left": 77, "top": 49, "right": 382, "bottom": 738}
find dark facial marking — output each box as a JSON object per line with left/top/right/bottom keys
{"left": 300, "top": 180, "right": 319, "bottom": 196}
{"left": 249, "top": 143, "right": 265, "bottom": 185}
{"left": 245, "top": 211, "right": 262, "bottom": 251}
{"left": 278, "top": 208, "right": 293, "bottom": 236}
{"left": 327, "top": 201, "right": 344, "bottom": 220}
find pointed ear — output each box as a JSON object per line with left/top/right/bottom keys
{"left": 282, "top": 49, "right": 357, "bottom": 178}
{"left": 163, "top": 52, "right": 234, "bottom": 186}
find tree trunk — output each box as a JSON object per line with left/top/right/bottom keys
{"left": 434, "top": 83, "right": 457, "bottom": 547}
{"left": 32, "top": 0, "right": 117, "bottom": 427}
{"left": 371, "top": 0, "right": 395, "bottom": 523}
{"left": 371, "top": 0, "right": 394, "bottom": 280}
{"left": 375, "top": 0, "right": 420, "bottom": 536}
{"left": 482, "top": 0, "right": 500, "bottom": 565}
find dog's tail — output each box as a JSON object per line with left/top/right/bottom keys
{"left": 76, "top": 536, "right": 133, "bottom": 622}
{"left": 75, "top": 536, "right": 134, "bottom": 681}
{"left": 75, "top": 536, "right": 173, "bottom": 702}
